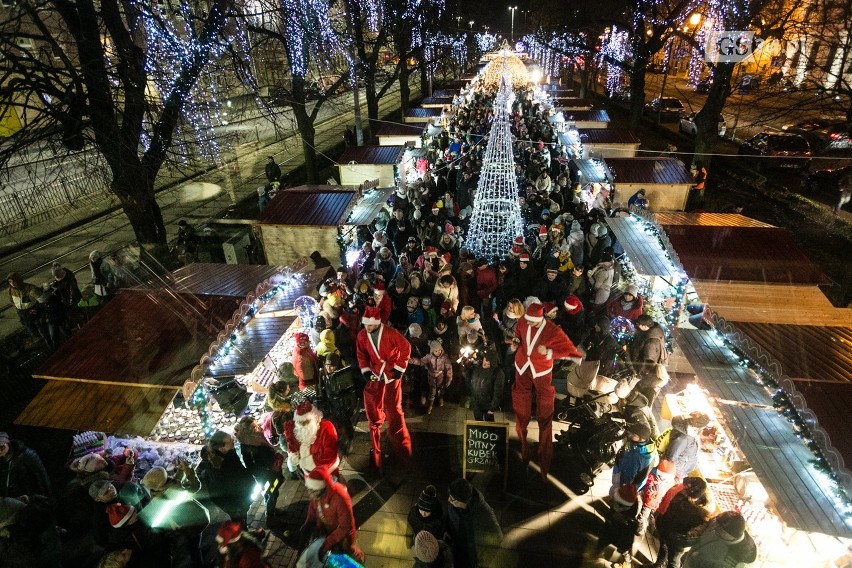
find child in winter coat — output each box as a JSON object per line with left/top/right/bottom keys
{"left": 422, "top": 340, "right": 453, "bottom": 414}
{"left": 316, "top": 329, "right": 339, "bottom": 360}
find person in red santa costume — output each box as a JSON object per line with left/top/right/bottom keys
{"left": 300, "top": 466, "right": 364, "bottom": 564}
{"left": 292, "top": 332, "right": 320, "bottom": 390}
{"left": 373, "top": 282, "right": 392, "bottom": 324}
{"left": 513, "top": 301, "right": 583, "bottom": 481}
{"left": 284, "top": 400, "right": 341, "bottom": 480}
{"left": 356, "top": 304, "right": 413, "bottom": 473}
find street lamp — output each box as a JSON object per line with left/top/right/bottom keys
{"left": 456, "top": 15, "right": 462, "bottom": 28}
{"left": 469, "top": 20, "right": 474, "bottom": 29}
{"left": 689, "top": 13, "right": 702, "bottom": 26}
{"left": 509, "top": 6, "right": 518, "bottom": 43}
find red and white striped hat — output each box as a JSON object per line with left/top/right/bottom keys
{"left": 524, "top": 302, "right": 544, "bottom": 322}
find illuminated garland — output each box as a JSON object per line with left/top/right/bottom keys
{"left": 598, "top": 26, "right": 630, "bottom": 96}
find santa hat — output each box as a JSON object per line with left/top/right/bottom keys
{"left": 510, "top": 245, "right": 522, "bottom": 256}
{"left": 614, "top": 484, "right": 638, "bottom": 509}
{"left": 525, "top": 302, "right": 544, "bottom": 322}
{"left": 431, "top": 203, "right": 439, "bottom": 213}
{"left": 107, "top": 503, "right": 135, "bottom": 528}
{"left": 543, "top": 303, "right": 558, "bottom": 317}
{"left": 362, "top": 305, "right": 382, "bottom": 326}
{"left": 519, "top": 253, "right": 531, "bottom": 263}
{"left": 538, "top": 225, "right": 548, "bottom": 237}
{"left": 305, "top": 466, "right": 332, "bottom": 491}
{"left": 444, "top": 222, "right": 455, "bottom": 235}
{"left": 513, "top": 235, "right": 525, "bottom": 246}
{"left": 294, "top": 332, "right": 310, "bottom": 343}
{"left": 563, "top": 294, "right": 583, "bottom": 315}
{"left": 374, "top": 282, "right": 386, "bottom": 293}
{"left": 424, "top": 246, "right": 437, "bottom": 258}
{"left": 440, "top": 301, "right": 452, "bottom": 312}
{"left": 656, "top": 459, "right": 677, "bottom": 479}
{"left": 295, "top": 400, "right": 321, "bottom": 420}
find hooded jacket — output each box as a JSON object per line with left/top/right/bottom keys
{"left": 316, "top": 329, "right": 339, "bottom": 359}
{"left": 665, "top": 416, "right": 700, "bottom": 478}
{"left": 0, "top": 440, "right": 50, "bottom": 499}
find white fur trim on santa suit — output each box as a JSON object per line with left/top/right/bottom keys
{"left": 362, "top": 315, "right": 381, "bottom": 325}
{"left": 304, "top": 473, "right": 327, "bottom": 491}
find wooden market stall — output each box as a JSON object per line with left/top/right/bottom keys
{"left": 551, "top": 97, "right": 592, "bottom": 111}
{"left": 257, "top": 184, "right": 396, "bottom": 267}
{"left": 376, "top": 123, "right": 424, "bottom": 147}
{"left": 337, "top": 145, "right": 405, "bottom": 187}
{"left": 15, "top": 264, "right": 288, "bottom": 435}
{"left": 403, "top": 107, "right": 443, "bottom": 125}
{"left": 420, "top": 96, "right": 454, "bottom": 108}
{"left": 559, "top": 128, "right": 640, "bottom": 159}
{"left": 606, "top": 157, "right": 693, "bottom": 210}
{"left": 562, "top": 109, "right": 610, "bottom": 129}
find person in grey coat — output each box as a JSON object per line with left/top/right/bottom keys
{"left": 444, "top": 478, "right": 502, "bottom": 568}
{"left": 665, "top": 413, "right": 710, "bottom": 481}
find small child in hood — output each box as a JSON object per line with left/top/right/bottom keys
{"left": 406, "top": 296, "right": 425, "bottom": 325}
{"left": 421, "top": 340, "right": 453, "bottom": 414}
{"left": 421, "top": 297, "right": 437, "bottom": 330}
{"left": 315, "top": 329, "right": 339, "bottom": 359}
{"left": 596, "top": 484, "right": 640, "bottom": 566}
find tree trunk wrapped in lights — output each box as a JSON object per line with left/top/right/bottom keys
{"left": 466, "top": 62, "right": 524, "bottom": 260}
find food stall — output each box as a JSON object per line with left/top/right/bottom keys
{"left": 551, "top": 97, "right": 592, "bottom": 111}
{"left": 605, "top": 157, "right": 693, "bottom": 210}
{"left": 257, "top": 184, "right": 395, "bottom": 267}
{"left": 559, "top": 128, "right": 639, "bottom": 159}
{"left": 563, "top": 109, "right": 610, "bottom": 129}
{"left": 403, "top": 107, "right": 443, "bottom": 125}
{"left": 337, "top": 145, "right": 405, "bottom": 187}
{"left": 375, "top": 123, "right": 425, "bottom": 147}
{"left": 420, "top": 96, "right": 455, "bottom": 109}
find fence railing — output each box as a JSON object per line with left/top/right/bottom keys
{"left": 0, "top": 169, "right": 113, "bottom": 235}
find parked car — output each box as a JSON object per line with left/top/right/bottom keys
{"left": 693, "top": 77, "right": 713, "bottom": 93}
{"left": 738, "top": 132, "right": 812, "bottom": 171}
{"left": 803, "top": 124, "right": 852, "bottom": 152}
{"left": 679, "top": 112, "right": 727, "bottom": 137}
{"left": 781, "top": 118, "right": 834, "bottom": 135}
{"left": 644, "top": 97, "right": 685, "bottom": 122}
{"left": 803, "top": 165, "right": 852, "bottom": 194}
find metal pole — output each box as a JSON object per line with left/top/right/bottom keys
{"left": 657, "top": 40, "right": 672, "bottom": 124}
{"left": 509, "top": 7, "right": 517, "bottom": 43}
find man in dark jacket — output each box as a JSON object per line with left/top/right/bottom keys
{"left": 0, "top": 432, "right": 50, "bottom": 500}
{"left": 533, "top": 261, "right": 569, "bottom": 303}
{"left": 504, "top": 253, "right": 536, "bottom": 300}
{"left": 265, "top": 156, "right": 281, "bottom": 183}
{"left": 631, "top": 314, "right": 668, "bottom": 365}
{"left": 468, "top": 348, "right": 504, "bottom": 421}
{"left": 445, "top": 478, "right": 502, "bottom": 568}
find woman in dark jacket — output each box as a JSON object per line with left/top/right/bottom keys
{"left": 196, "top": 431, "right": 256, "bottom": 523}
{"left": 654, "top": 478, "right": 710, "bottom": 568}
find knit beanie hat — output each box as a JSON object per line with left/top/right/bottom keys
{"left": 414, "top": 530, "right": 440, "bottom": 563}
{"left": 429, "top": 340, "right": 443, "bottom": 354}
{"left": 715, "top": 511, "right": 746, "bottom": 542}
{"left": 408, "top": 323, "right": 423, "bottom": 338}
{"left": 683, "top": 477, "right": 708, "bottom": 499}
{"left": 416, "top": 485, "right": 440, "bottom": 513}
{"left": 613, "top": 484, "right": 638, "bottom": 509}
{"left": 88, "top": 479, "right": 115, "bottom": 501}
{"left": 448, "top": 478, "right": 473, "bottom": 504}
{"left": 141, "top": 466, "right": 168, "bottom": 492}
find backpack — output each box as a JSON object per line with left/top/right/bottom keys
{"left": 654, "top": 427, "right": 673, "bottom": 456}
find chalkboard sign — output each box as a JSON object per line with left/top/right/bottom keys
{"left": 463, "top": 420, "right": 509, "bottom": 488}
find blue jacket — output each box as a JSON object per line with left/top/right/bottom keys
{"left": 612, "top": 440, "right": 657, "bottom": 491}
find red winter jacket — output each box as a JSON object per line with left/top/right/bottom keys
{"left": 306, "top": 480, "right": 360, "bottom": 557}
{"left": 514, "top": 318, "right": 583, "bottom": 378}
{"left": 476, "top": 266, "right": 498, "bottom": 299}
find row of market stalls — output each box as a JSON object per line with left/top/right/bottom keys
{"left": 607, "top": 209, "right": 852, "bottom": 566}
{"left": 16, "top": 261, "right": 326, "bottom": 463}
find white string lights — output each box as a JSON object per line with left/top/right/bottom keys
{"left": 466, "top": 61, "right": 524, "bottom": 259}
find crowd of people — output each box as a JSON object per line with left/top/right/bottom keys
{"left": 0, "top": 77, "right": 758, "bottom": 568}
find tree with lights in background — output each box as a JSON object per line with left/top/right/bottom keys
{"left": 0, "top": 0, "right": 252, "bottom": 253}
{"left": 465, "top": 62, "right": 524, "bottom": 260}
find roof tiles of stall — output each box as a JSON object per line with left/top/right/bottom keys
{"left": 552, "top": 97, "right": 592, "bottom": 108}
{"left": 375, "top": 123, "right": 425, "bottom": 137}
{"left": 790, "top": 380, "right": 852, "bottom": 478}
{"left": 574, "top": 128, "right": 639, "bottom": 145}
{"left": 346, "top": 186, "right": 396, "bottom": 226}
{"left": 606, "top": 158, "right": 692, "bottom": 185}
{"left": 431, "top": 89, "right": 456, "bottom": 97}
{"left": 405, "top": 107, "right": 443, "bottom": 118}
{"left": 259, "top": 186, "right": 357, "bottom": 226}
{"left": 570, "top": 158, "right": 612, "bottom": 184}
{"left": 32, "top": 289, "right": 241, "bottom": 388}
{"left": 606, "top": 215, "right": 680, "bottom": 277}
{"left": 655, "top": 212, "right": 776, "bottom": 228}
{"left": 692, "top": 280, "right": 850, "bottom": 325}
{"left": 562, "top": 109, "right": 610, "bottom": 123}
{"left": 664, "top": 225, "right": 825, "bottom": 284}
{"left": 420, "top": 96, "right": 454, "bottom": 106}
{"left": 676, "top": 328, "right": 852, "bottom": 538}
{"left": 153, "top": 263, "right": 288, "bottom": 298}
{"left": 338, "top": 145, "right": 405, "bottom": 165}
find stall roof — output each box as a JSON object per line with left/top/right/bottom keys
{"left": 606, "top": 158, "right": 692, "bottom": 185}
{"left": 570, "top": 158, "right": 612, "bottom": 184}
{"left": 259, "top": 186, "right": 357, "bottom": 226}
{"left": 338, "top": 145, "right": 405, "bottom": 165}
{"left": 203, "top": 268, "right": 328, "bottom": 378}
{"left": 16, "top": 381, "right": 176, "bottom": 436}
{"left": 791, "top": 380, "right": 852, "bottom": 478}
{"left": 375, "top": 123, "right": 425, "bottom": 137}
{"left": 575, "top": 128, "right": 639, "bottom": 145}
{"left": 431, "top": 89, "right": 456, "bottom": 97}
{"left": 677, "top": 328, "right": 852, "bottom": 538}
{"left": 665, "top": 225, "right": 825, "bottom": 284}
{"left": 421, "top": 96, "right": 454, "bottom": 106}
{"left": 562, "top": 110, "right": 610, "bottom": 123}
{"left": 552, "top": 97, "right": 592, "bottom": 108}
{"left": 405, "top": 107, "right": 443, "bottom": 118}
{"left": 32, "top": 290, "right": 241, "bottom": 388}
{"left": 155, "top": 264, "right": 287, "bottom": 298}
{"left": 346, "top": 186, "right": 395, "bottom": 226}
{"left": 723, "top": 322, "right": 852, "bottom": 384}
{"left": 607, "top": 215, "right": 680, "bottom": 277}
{"left": 656, "top": 212, "right": 776, "bottom": 228}
{"left": 692, "top": 280, "right": 850, "bottom": 326}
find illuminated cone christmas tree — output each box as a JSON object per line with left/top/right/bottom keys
{"left": 466, "top": 63, "right": 524, "bottom": 259}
